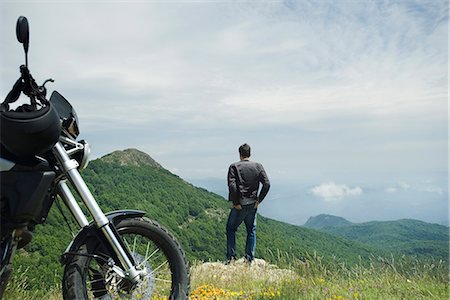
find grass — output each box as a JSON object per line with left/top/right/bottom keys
{"left": 2, "top": 266, "right": 61, "bottom": 300}
{"left": 187, "top": 252, "right": 448, "bottom": 300}
{"left": 4, "top": 253, "right": 449, "bottom": 299}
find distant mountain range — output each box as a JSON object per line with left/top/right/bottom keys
{"left": 304, "top": 214, "right": 353, "bottom": 229}
{"left": 304, "top": 214, "right": 449, "bottom": 260}
{"left": 15, "top": 149, "right": 449, "bottom": 289}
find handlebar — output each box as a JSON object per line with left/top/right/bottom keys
{"left": 1, "top": 65, "right": 53, "bottom": 112}
{"left": 3, "top": 77, "right": 24, "bottom": 107}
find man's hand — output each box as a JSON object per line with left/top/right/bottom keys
{"left": 254, "top": 201, "right": 259, "bottom": 209}
{"left": 234, "top": 204, "right": 242, "bottom": 210}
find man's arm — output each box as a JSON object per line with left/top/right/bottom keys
{"left": 257, "top": 164, "right": 270, "bottom": 203}
{"left": 228, "top": 165, "right": 240, "bottom": 205}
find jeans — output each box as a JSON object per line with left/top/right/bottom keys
{"left": 226, "top": 204, "right": 257, "bottom": 260}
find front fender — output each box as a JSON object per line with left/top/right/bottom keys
{"left": 60, "top": 209, "right": 145, "bottom": 265}
{"left": 104, "top": 209, "right": 146, "bottom": 226}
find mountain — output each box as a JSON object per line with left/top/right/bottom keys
{"left": 12, "top": 149, "right": 446, "bottom": 290}
{"left": 304, "top": 214, "right": 449, "bottom": 261}
{"left": 304, "top": 214, "right": 352, "bottom": 229}
{"left": 100, "top": 148, "right": 162, "bottom": 168}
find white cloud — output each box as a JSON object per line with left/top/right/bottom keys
{"left": 421, "top": 186, "right": 444, "bottom": 195}
{"left": 384, "top": 181, "right": 444, "bottom": 196}
{"left": 310, "top": 182, "right": 363, "bottom": 201}
{"left": 385, "top": 181, "right": 411, "bottom": 193}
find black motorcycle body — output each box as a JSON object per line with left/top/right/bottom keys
{"left": 0, "top": 16, "right": 189, "bottom": 299}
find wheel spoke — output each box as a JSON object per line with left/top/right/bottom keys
{"left": 132, "top": 235, "right": 137, "bottom": 254}
{"left": 87, "top": 278, "right": 104, "bottom": 285}
{"left": 154, "top": 277, "right": 172, "bottom": 283}
{"left": 123, "top": 237, "right": 132, "bottom": 251}
{"left": 144, "top": 241, "right": 150, "bottom": 261}
{"left": 138, "top": 248, "right": 160, "bottom": 267}
{"left": 151, "top": 260, "right": 168, "bottom": 274}
{"left": 153, "top": 269, "right": 171, "bottom": 276}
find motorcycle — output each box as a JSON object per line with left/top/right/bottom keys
{"left": 0, "top": 16, "right": 190, "bottom": 299}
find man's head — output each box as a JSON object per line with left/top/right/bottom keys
{"left": 239, "top": 143, "right": 251, "bottom": 160}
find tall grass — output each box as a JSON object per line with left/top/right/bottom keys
{"left": 3, "top": 266, "right": 61, "bottom": 300}
{"left": 189, "top": 251, "right": 448, "bottom": 299}
{"left": 4, "top": 252, "right": 449, "bottom": 299}
{"left": 265, "top": 248, "right": 448, "bottom": 282}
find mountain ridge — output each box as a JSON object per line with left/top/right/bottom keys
{"left": 304, "top": 214, "right": 353, "bottom": 229}
{"left": 303, "top": 214, "right": 449, "bottom": 260}
{"left": 99, "top": 148, "right": 162, "bottom": 168}
{"left": 303, "top": 213, "right": 448, "bottom": 230}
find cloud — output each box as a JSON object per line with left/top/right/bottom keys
{"left": 385, "top": 181, "right": 411, "bottom": 192}
{"left": 421, "top": 186, "right": 443, "bottom": 195}
{"left": 1, "top": 1, "right": 446, "bottom": 134}
{"left": 310, "top": 182, "right": 363, "bottom": 201}
{"left": 385, "top": 181, "right": 444, "bottom": 196}
{"left": 0, "top": 2, "right": 446, "bottom": 221}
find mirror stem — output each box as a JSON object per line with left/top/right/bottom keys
{"left": 24, "top": 45, "right": 28, "bottom": 67}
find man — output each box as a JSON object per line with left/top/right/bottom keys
{"left": 226, "top": 143, "right": 270, "bottom": 264}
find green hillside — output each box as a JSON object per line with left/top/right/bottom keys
{"left": 306, "top": 215, "right": 449, "bottom": 261}
{"left": 11, "top": 149, "right": 444, "bottom": 292}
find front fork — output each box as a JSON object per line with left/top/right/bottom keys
{"left": 53, "top": 142, "right": 141, "bottom": 282}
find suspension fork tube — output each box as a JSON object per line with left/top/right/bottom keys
{"left": 53, "top": 142, "right": 139, "bottom": 279}
{"left": 57, "top": 180, "right": 89, "bottom": 228}
{"left": 53, "top": 142, "right": 108, "bottom": 227}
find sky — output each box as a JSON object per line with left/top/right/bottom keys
{"left": 1, "top": 1, "right": 448, "bottom": 226}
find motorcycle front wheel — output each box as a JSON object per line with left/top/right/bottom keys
{"left": 62, "top": 217, "right": 190, "bottom": 299}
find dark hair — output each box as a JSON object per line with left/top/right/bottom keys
{"left": 239, "top": 143, "right": 251, "bottom": 158}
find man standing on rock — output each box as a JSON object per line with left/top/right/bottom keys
{"left": 226, "top": 143, "right": 270, "bottom": 264}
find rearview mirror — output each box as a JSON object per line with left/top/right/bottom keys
{"left": 16, "top": 16, "right": 29, "bottom": 45}
{"left": 16, "top": 16, "right": 29, "bottom": 54}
